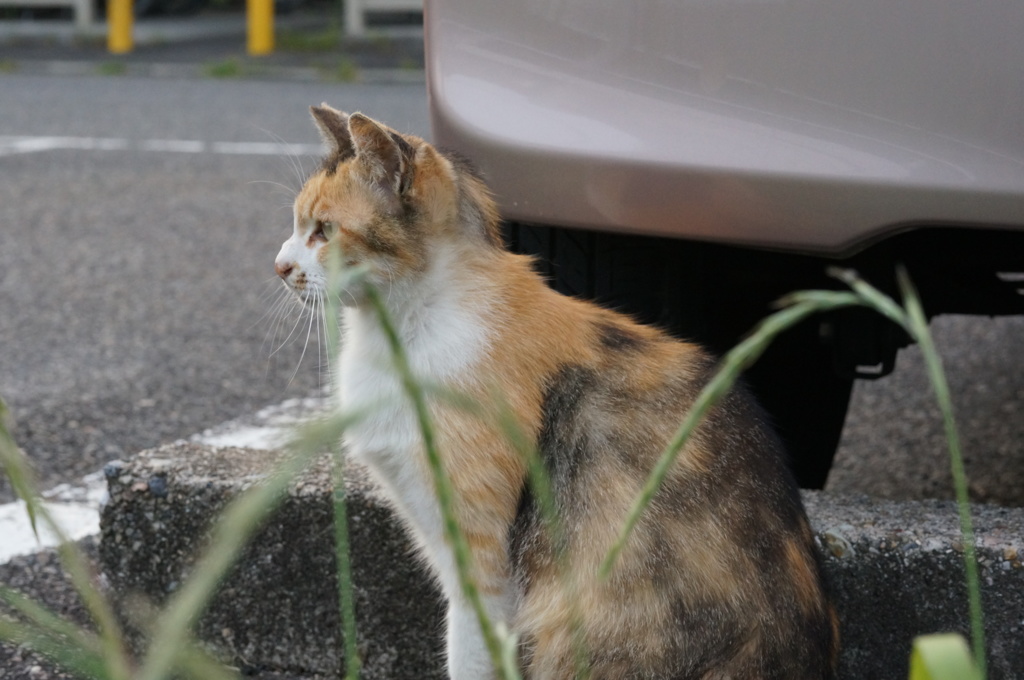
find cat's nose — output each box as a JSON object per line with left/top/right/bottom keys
{"left": 275, "top": 260, "right": 294, "bottom": 280}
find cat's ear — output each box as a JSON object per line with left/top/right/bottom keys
{"left": 310, "top": 103, "right": 354, "bottom": 158}
{"left": 347, "top": 113, "right": 415, "bottom": 198}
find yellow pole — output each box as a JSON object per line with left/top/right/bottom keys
{"left": 107, "top": 0, "right": 133, "bottom": 54}
{"left": 247, "top": 0, "right": 274, "bottom": 55}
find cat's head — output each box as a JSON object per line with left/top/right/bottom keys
{"left": 274, "top": 105, "right": 501, "bottom": 308}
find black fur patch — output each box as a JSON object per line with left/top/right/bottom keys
{"left": 319, "top": 147, "right": 355, "bottom": 176}
{"left": 388, "top": 131, "right": 417, "bottom": 193}
{"left": 508, "top": 483, "right": 539, "bottom": 585}
{"left": 439, "top": 147, "right": 486, "bottom": 182}
{"left": 437, "top": 147, "right": 505, "bottom": 248}
{"left": 508, "top": 365, "right": 595, "bottom": 590}
{"left": 665, "top": 597, "right": 747, "bottom": 677}
{"left": 389, "top": 131, "right": 416, "bottom": 162}
{"left": 536, "top": 365, "right": 596, "bottom": 492}
{"left": 363, "top": 220, "right": 401, "bottom": 257}
{"left": 596, "top": 321, "right": 646, "bottom": 353}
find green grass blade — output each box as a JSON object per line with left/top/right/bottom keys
{"left": 0, "top": 399, "right": 38, "bottom": 537}
{"left": 414, "top": 383, "right": 592, "bottom": 676}
{"left": 135, "top": 410, "right": 362, "bottom": 680}
{"left": 0, "top": 615, "right": 108, "bottom": 679}
{"left": 489, "top": 394, "right": 591, "bottom": 678}
{"left": 495, "top": 623, "right": 523, "bottom": 680}
{"left": 175, "top": 644, "right": 242, "bottom": 680}
{"left": 600, "top": 297, "right": 858, "bottom": 577}
{"left": 49, "top": 541, "right": 132, "bottom": 680}
{"left": 332, "top": 448, "right": 362, "bottom": 680}
{"left": 0, "top": 399, "right": 133, "bottom": 680}
{"left": 363, "top": 283, "right": 509, "bottom": 678}
{"left": 0, "top": 585, "right": 110, "bottom": 679}
{"left": 909, "top": 634, "right": 981, "bottom": 680}
{"left": 0, "top": 586, "right": 99, "bottom": 649}
{"left": 324, "top": 248, "right": 363, "bottom": 680}
{"left": 774, "top": 287, "right": 864, "bottom": 313}
{"left": 827, "top": 267, "right": 909, "bottom": 329}
{"left": 896, "top": 267, "right": 987, "bottom": 678}
{"left": 285, "top": 409, "right": 370, "bottom": 457}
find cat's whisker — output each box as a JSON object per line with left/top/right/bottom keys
{"left": 257, "top": 286, "right": 294, "bottom": 356}
{"left": 259, "top": 286, "right": 306, "bottom": 380}
{"left": 315, "top": 291, "right": 325, "bottom": 381}
{"left": 255, "top": 126, "right": 312, "bottom": 193}
{"left": 256, "top": 273, "right": 287, "bottom": 299}
{"left": 248, "top": 179, "right": 299, "bottom": 201}
{"left": 262, "top": 304, "right": 296, "bottom": 370}
{"left": 260, "top": 283, "right": 298, "bottom": 334}
{"left": 318, "top": 292, "right": 332, "bottom": 384}
{"left": 271, "top": 296, "right": 305, "bottom": 353}
{"left": 251, "top": 278, "right": 293, "bottom": 332}
{"left": 286, "top": 289, "right": 320, "bottom": 387}
{"left": 268, "top": 293, "right": 311, "bottom": 360}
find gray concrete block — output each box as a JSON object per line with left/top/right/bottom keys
{"left": 803, "top": 493, "right": 1023, "bottom": 679}
{"left": 100, "top": 443, "right": 1023, "bottom": 679}
{"left": 99, "top": 443, "right": 444, "bottom": 679}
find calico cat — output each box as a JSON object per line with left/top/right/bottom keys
{"left": 274, "top": 105, "right": 840, "bottom": 680}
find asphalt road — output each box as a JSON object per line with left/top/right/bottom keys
{"left": 0, "top": 74, "right": 430, "bottom": 503}
{"left": 831, "top": 315, "right": 1023, "bottom": 506}
{"left": 1, "top": 73, "right": 1022, "bottom": 508}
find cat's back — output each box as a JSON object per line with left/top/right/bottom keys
{"left": 490, "top": 271, "right": 839, "bottom": 679}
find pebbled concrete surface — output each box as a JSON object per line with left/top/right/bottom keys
{"left": 803, "top": 492, "right": 1024, "bottom": 679}
{"left": 99, "top": 444, "right": 445, "bottom": 679}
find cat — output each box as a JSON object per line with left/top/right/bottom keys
{"left": 274, "top": 104, "right": 840, "bottom": 680}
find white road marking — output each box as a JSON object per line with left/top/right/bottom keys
{"left": 0, "top": 136, "right": 130, "bottom": 155}
{"left": 139, "top": 139, "right": 207, "bottom": 153}
{"left": 211, "top": 141, "right": 321, "bottom": 156}
{"left": 0, "top": 135, "right": 322, "bottom": 157}
{"left": 190, "top": 396, "right": 326, "bottom": 449}
{"left": 0, "top": 472, "right": 107, "bottom": 563}
{"left": 0, "top": 397, "right": 326, "bottom": 562}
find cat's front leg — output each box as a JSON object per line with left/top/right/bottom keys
{"left": 446, "top": 592, "right": 512, "bottom": 680}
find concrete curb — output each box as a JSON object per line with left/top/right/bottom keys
{"left": 100, "top": 444, "right": 444, "bottom": 679}
{"left": 99, "top": 443, "right": 1023, "bottom": 679}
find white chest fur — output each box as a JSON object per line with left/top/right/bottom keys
{"left": 338, "top": 280, "right": 491, "bottom": 455}
{"left": 337, "top": 264, "right": 492, "bottom": 590}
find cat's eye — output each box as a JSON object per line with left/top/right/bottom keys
{"left": 312, "top": 220, "right": 338, "bottom": 242}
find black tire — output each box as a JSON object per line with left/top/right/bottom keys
{"left": 504, "top": 222, "right": 852, "bottom": 489}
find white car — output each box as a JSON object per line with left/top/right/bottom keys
{"left": 424, "top": 0, "right": 1024, "bottom": 487}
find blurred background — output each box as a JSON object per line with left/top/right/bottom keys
{"left": 0, "top": 0, "right": 424, "bottom": 76}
